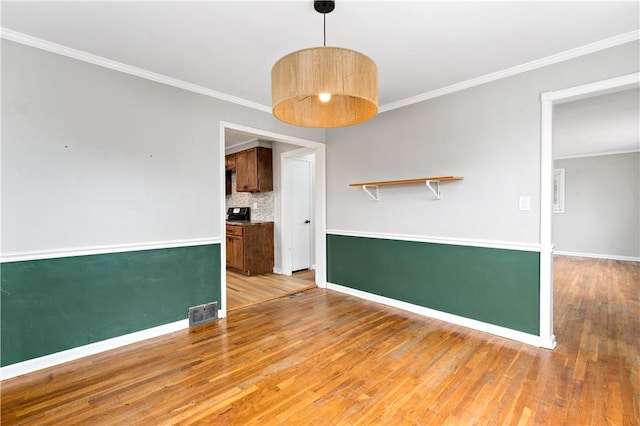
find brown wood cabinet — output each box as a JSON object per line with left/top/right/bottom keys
{"left": 235, "top": 147, "right": 273, "bottom": 193}
{"left": 225, "top": 222, "right": 274, "bottom": 276}
{"left": 225, "top": 153, "right": 236, "bottom": 171}
{"left": 226, "top": 224, "right": 244, "bottom": 270}
{"left": 225, "top": 170, "right": 232, "bottom": 195}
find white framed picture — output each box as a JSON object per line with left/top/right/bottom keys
{"left": 553, "top": 168, "right": 565, "bottom": 213}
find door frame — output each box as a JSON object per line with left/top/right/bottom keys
{"left": 281, "top": 148, "right": 315, "bottom": 275}
{"left": 539, "top": 72, "right": 639, "bottom": 349}
{"left": 218, "top": 122, "right": 326, "bottom": 318}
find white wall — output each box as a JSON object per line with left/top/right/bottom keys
{"left": 4, "top": 37, "right": 638, "bottom": 259}
{"left": 1, "top": 40, "right": 324, "bottom": 255}
{"left": 553, "top": 152, "right": 639, "bottom": 258}
{"left": 325, "top": 41, "right": 639, "bottom": 245}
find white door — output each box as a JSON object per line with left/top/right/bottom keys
{"left": 290, "top": 157, "right": 312, "bottom": 271}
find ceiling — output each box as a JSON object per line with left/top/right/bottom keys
{"left": 225, "top": 129, "right": 258, "bottom": 147}
{"left": 2, "top": 1, "right": 639, "bottom": 108}
{"left": 1, "top": 1, "right": 639, "bottom": 153}
{"left": 553, "top": 88, "right": 640, "bottom": 158}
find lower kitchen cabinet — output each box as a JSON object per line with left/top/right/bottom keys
{"left": 225, "top": 222, "right": 274, "bottom": 276}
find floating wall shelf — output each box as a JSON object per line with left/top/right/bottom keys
{"left": 349, "top": 176, "right": 463, "bottom": 201}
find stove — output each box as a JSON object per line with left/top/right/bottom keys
{"left": 227, "top": 207, "right": 250, "bottom": 221}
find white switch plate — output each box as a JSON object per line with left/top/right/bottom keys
{"left": 252, "top": 202, "right": 258, "bottom": 209}
{"left": 519, "top": 196, "right": 531, "bottom": 211}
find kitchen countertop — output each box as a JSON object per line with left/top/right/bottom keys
{"left": 226, "top": 220, "right": 274, "bottom": 226}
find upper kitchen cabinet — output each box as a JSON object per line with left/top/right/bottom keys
{"left": 235, "top": 147, "right": 273, "bottom": 193}
{"left": 225, "top": 153, "right": 236, "bottom": 171}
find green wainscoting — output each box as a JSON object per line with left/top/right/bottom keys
{"left": 1, "top": 244, "right": 220, "bottom": 366}
{"left": 327, "top": 234, "right": 540, "bottom": 335}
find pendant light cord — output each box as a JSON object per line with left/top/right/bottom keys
{"left": 323, "top": 12, "right": 326, "bottom": 46}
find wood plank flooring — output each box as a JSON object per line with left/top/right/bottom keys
{"left": 226, "top": 270, "right": 316, "bottom": 311}
{"left": 2, "top": 257, "right": 638, "bottom": 424}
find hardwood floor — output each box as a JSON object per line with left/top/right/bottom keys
{"left": 226, "top": 270, "right": 317, "bottom": 311}
{"left": 2, "top": 257, "right": 638, "bottom": 424}
{"left": 292, "top": 269, "right": 315, "bottom": 283}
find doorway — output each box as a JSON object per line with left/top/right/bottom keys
{"left": 219, "top": 122, "right": 326, "bottom": 317}
{"left": 551, "top": 88, "right": 639, "bottom": 260}
{"left": 539, "top": 72, "right": 639, "bottom": 349}
{"left": 282, "top": 149, "right": 315, "bottom": 275}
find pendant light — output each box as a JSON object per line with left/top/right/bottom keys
{"left": 271, "top": 1, "right": 378, "bottom": 128}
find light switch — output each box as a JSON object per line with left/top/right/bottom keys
{"left": 252, "top": 202, "right": 258, "bottom": 209}
{"left": 519, "top": 196, "right": 531, "bottom": 211}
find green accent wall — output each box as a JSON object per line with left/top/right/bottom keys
{"left": 1, "top": 244, "right": 220, "bottom": 366}
{"left": 327, "top": 234, "right": 539, "bottom": 335}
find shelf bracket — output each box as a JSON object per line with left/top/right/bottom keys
{"left": 362, "top": 185, "right": 380, "bottom": 201}
{"left": 351, "top": 176, "right": 462, "bottom": 201}
{"left": 425, "top": 180, "right": 442, "bottom": 200}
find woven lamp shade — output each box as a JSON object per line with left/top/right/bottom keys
{"left": 272, "top": 47, "right": 378, "bottom": 128}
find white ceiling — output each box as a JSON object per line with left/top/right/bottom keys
{"left": 2, "top": 1, "right": 638, "bottom": 109}
{"left": 2, "top": 1, "right": 639, "bottom": 152}
{"left": 225, "top": 129, "right": 258, "bottom": 147}
{"left": 553, "top": 88, "right": 640, "bottom": 158}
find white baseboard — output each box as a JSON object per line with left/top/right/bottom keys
{"left": 554, "top": 251, "right": 640, "bottom": 262}
{"left": 1, "top": 319, "right": 190, "bottom": 381}
{"left": 539, "top": 335, "right": 557, "bottom": 350}
{"left": 326, "top": 283, "right": 543, "bottom": 348}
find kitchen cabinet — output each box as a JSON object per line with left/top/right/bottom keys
{"left": 226, "top": 225, "right": 244, "bottom": 270}
{"left": 225, "top": 222, "right": 274, "bottom": 276}
{"left": 235, "top": 147, "right": 273, "bottom": 193}
{"left": 225, "top": 170, "right": 232, "bottom": 196}
{"left": 225, "top": 153, "right": 236, "bottom": 171}
{"left": 225, "top": 154, "right": 236, "bottom": 196}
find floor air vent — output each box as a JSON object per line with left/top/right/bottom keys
{"left": 288, "top": 292, "right": 306, "bottom": 298}
{"left": 188, "top": 302, "right": 218, "bottom": 327}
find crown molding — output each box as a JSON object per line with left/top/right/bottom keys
{"left": 379, "top": 29, "right": 640, "bottom": 113}
{"left": 553, "top": 148, "right": 639, "bottom": 161}
{"left": 224, "top": 138, "right": 262, "bottom": 152}
{"left": 0, "top": 28, "right": 272, "bottom": 113}
{"left": 2, "top": 27, "right": 638, "bottom": 115}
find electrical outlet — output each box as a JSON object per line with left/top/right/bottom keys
{"left": 253, "top": 202, "right": 258, "bottom": 209}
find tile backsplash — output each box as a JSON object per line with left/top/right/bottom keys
{"left": 226, "top": 172, "right": 274, "bottom": 221}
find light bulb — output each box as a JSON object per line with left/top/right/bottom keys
{"left": 319, "top": 92, "right": 331, "bottom": 103}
